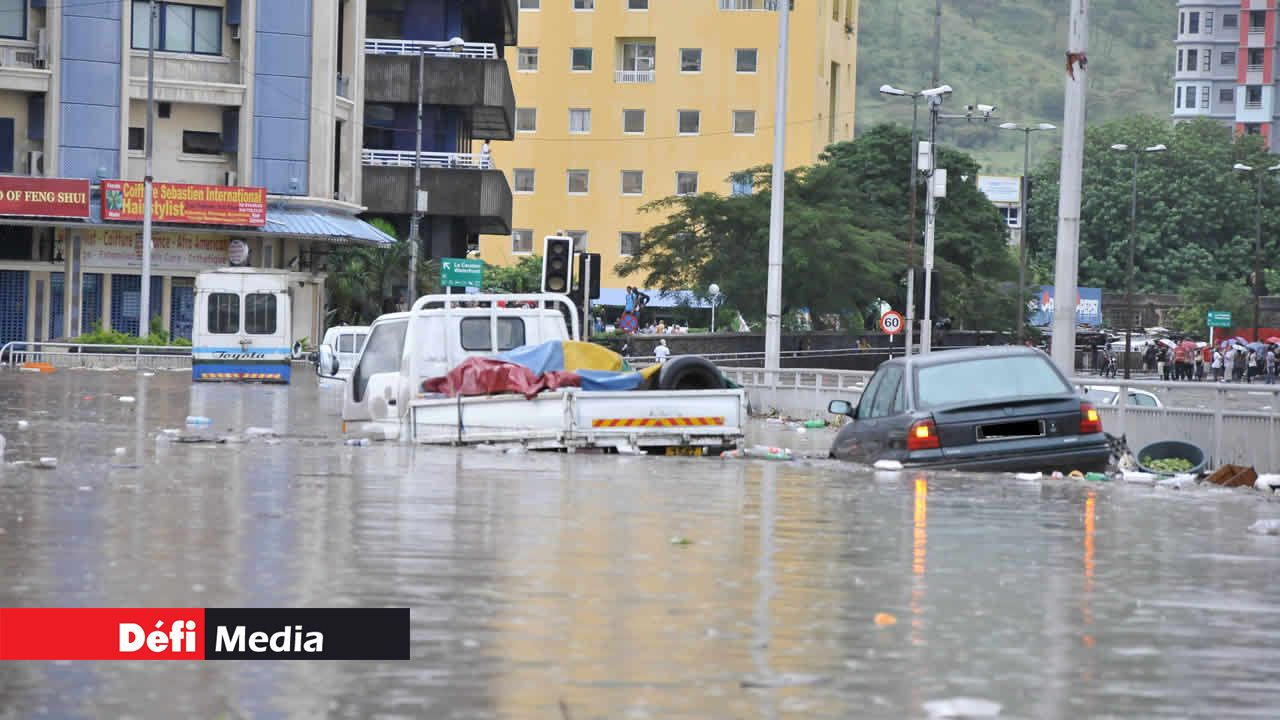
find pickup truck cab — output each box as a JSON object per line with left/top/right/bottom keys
{"left": 316, "top": 325, "right": 370, "bottom": 379}
{"left": 319, "top": 293, "right": 746, "bottom": 452}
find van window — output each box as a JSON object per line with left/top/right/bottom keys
{"left": 460, "top": 317, "right": 526, "bottom": 351}
{"left": 207, "top": 293, "right": 239, "bottom": 334}
{"left": 352, "top": 320, "right": 408, "bottom": 403}
{"left": 244, "top": 294, "right": 277, "bottom": 335}
{"left": 338, "top": 334, "right": 356, "bottom": 353}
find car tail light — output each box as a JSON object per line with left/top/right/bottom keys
{"left": 1079, "top": 402, "right": 1103, "bottom": 434}
{"left": 907, "top": 417, "right": 941, "bottom": 451}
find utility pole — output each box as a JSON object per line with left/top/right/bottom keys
{"left": 921, "top": 97, "right": 940, "bottom": 353}
{"left": 764, "top": 0, "right": 791, "bottom": 378}
{"left": 1051, "top": 0, "right": 1089, "bottom": 375}
{"left": 1124, "top": 151, "right": 1138, "bottom": 379}
{"left": 407, "top": 49, "right": 425, "bottom": 301}
{"left": 931, "top": 0, "right": 942, "bottom": 86}
{"left": 1255, "top": 171, "right": 1263, "bottom": 341}
{"left": 1018, "top": 131, "right": 1031, "bottom": 342}
{"left": 906, "top": 98, "right": 919, "bottom": 357}
{"left": 140, "top": 0, "right": 157, "bottom": 336}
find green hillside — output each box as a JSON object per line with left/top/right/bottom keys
{"left": 856, "top": 0, "right": 1176, "bottom": 174}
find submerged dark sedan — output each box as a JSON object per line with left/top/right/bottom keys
{"left": 828, "top": 347, "right": 1109, "bottom": 472}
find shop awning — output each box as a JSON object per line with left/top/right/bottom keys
{"left": 597, "top": 287, "right": 711, "bottom": 309}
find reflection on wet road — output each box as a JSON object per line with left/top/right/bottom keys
{"left": 2, "top": 370, "right": 1280, "bottom": 719}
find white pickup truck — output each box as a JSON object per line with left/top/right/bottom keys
{"left": 318, "top": 293, "right": 747, "bottom": 453}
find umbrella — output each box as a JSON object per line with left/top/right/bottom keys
{"left": 1249, "top": 342, "right": 1267, "bottom": 353}
{"left": 1158, "top": 339, "right": 1176, "bottom": 348}
{"left": 1232, "top": 336, "right": 1249, "bottom": 345}
{"left": 1196, "top": 341, "right": 1209, "bottom": 349}
{"left": 1147, "top": 326, "right": 1169, "bottom": 335}
{"left": 1266, "top": 336, "right": 1280, "bottom": 345}
{"left": 1179, "top": 340, "right": 1197, "bottom": 351}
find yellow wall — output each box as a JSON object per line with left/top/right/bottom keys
{"left": 478, "top": 0, "right": 858, "bottom": 290}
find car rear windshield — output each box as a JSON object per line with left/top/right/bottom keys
{"left": 916, "top": 355, "right": 1071, "bottom": 409}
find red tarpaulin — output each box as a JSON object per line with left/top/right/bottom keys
{"left": 422, "top": 358, "right": 581, "bottom": 400}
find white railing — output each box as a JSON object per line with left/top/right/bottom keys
{"left": 361, "top": 149, "right": 494, "bottom": 170}
{"left": 1247, "top": 63, "right": 1264, "bottom": 73}
{"left": 1, "top": 341, "right": 192, "bottom": 370}
{"left": 615, "top": 69, "right": 656, "bottom": 83}
{"left": 365, "top": 38, "right": 498, "bottom": 59}
{"left": 1246, "top": 100, "right": 1263, "bottom": 109}
{"left": 719, "top": 0, "right": 779, "bottom": 9}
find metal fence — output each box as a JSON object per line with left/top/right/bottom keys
{"left": 364, "top": 39, "right": 498, "bottom": 59}
{"left": 0, "top": 342, "right": 192, "bottom": 370}
{"left": 361, "top": 149, "right": 494, "bottom": 170}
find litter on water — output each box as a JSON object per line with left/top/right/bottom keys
{"left": 873, "top": 459, "right": 904, "bottom": 471}
{"left": 1015, "top": 472, "right": 1042, "bottom": 481}
{"left": 1246, "top": 519, "right": 1280, "bottom": 536}
{"left": 119, "top": 396, "right": 136, "bottom": 403}
{"left": 34, "top": 457, "right": 57, "bottom": 469}
{"left": 922, "top": 697, "right": 1003, "bottom": 719}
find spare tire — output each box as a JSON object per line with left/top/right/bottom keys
{"left": 658, "top": 355, "right": 726, "bottom": 390}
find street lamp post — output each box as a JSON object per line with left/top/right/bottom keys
{"left": 1110, "top": 143, "right": 1166, "bottom": 379}
{"left": 998, "top": 122, "right": 1057, "bottom": 343}
{"left": 709, "top": 283, "right": 721, "bottom": 332}
{"left": 880, "top": 83, "right": 953, "bottom": 355}
{"left": 1233, "top": 161, "right": 1280, "bottom": 340}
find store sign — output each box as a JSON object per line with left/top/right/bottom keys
{"left": 228, "top": 238, "right": 249, "bottom": 265}
{"left": 101, "top": 181, "right": 267, "bottom": 227}
{"left": 80, "top": 230, "right": 232, "bottom": 272}
{"left": 977, "top": 175, "right": 1021, "bottom": 204}
{"left": 0, "top": 177, "right": 90, "bottom": 218}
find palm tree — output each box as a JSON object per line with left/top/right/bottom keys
{"left": 325, "top": 218, "right": 442, "bottom": 324}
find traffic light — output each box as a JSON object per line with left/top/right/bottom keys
{"left": 576, "top": 252, "right": 601, "bottom": 300}
{"left": 541, "top": 235, "right": 573, "bottom": 294}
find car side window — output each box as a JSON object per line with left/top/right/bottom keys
{"left": 351, "top": 320, "right": 408, "bottom": 403}
{"left": 1131, "top": 392, "right": 1157, "bottom": 407}
{"left": 338, "top": 334, "right": 355, "bottom": 353}
{"left": 867, "top": 367, "right": 903, "bottom": 418}
{"left": 856, "top": 370, "right": 887, "bottom": 420}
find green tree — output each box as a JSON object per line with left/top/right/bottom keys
{"left": 616, "top": 123, "right": 1018, "bottom": 330}
{"left": 1167, "top": 281, "right": 1254, "bottom": 337}
{"left": 483, "top": 254, "right": 543, "bottom": 293}
{"left": 325, "top": 218, "right": 439, "bottom": 324}
{"left": 1027, "top": 116, "right": 1272, "bottom": 298}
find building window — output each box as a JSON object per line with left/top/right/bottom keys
{"left": 517, "top": 47, "right": 539, "bottom": 71}
{"left": 1222, "top": 51, "right": 1235, "bottom": 66}
{"left": 731, "top": 173, "right": 752, "bottom": 196}
{"left": 516, "top": 107, "right": 537, "bottom": 132}
{"left": 621, "top": 170, "right": 643, "bottom": 195}
{"left": 132, "top": 2, "right": 222, "bottom": 55}
{"left": 676, "top": 171, "right": 698, "bottom": 195}
{"left": 1176, "top": 50, "right": 1183, "bottom": 73}
{"left": 736, "top": 48, "right": 758, "bottom": 73}
{"left": 1247, "top": 85, "right": 1263, "bottom": 108}
{"left": 0, "top": 0, "right": 23, "bottom": 39}
{"left": 680, "top": 48, "right": 702, "bottom": 72}
{"left": 1186, "top": 49, "right": 1197, "bottom": 71}
{"left": 569, "top": 108, "right": 591, "bottom": 134}
{"left": 1249, "top": 47, "right": 1264, "bottom": 69}
{"left": 513, "top": 168, "right": 535, "bottom": 193}
{"left": 1203, "top": 49, "right": 1211, "bottom": 72}
{"left": 623, "top": 109, "right": 646, "bottom": 134}
{"left": 678, "top": 109, "right": 700, "bottom": 135}
{"left": 519, "top": 0, "right": 539, "bottom": 9}
{"left": 1224, "top": 14, "right": 1237, "bottom": 29}
{"left": 1179, "top": 12, "right": 1184, "bottom": 34}
{"left": 574, "top": 0, "right": 594, "bottom": 8}
{"left": 1251, "top": 11, "right": 1266, "bottom": 31}
{"left": 619, "top": 232, "right": 641, "bottom": 256}
{"left": 128, "top": 127, "right": 145, "bottom": 151}
{"left": 182, "top": 130, "right": 222, "bottom": 155}
{"left": 1202, "top": 86, "right": 1210, "bottom": 109}
{"left": 733, "top": 110, "right": 756, "bottom": 135}
{"left": 1246, "top": 123, "right": 1262, "bottom": 136}
{"left": 567, "top": 170, "right": 589, "bottom": 194}
{"left": 628, "top": 0, "right": 648, "bottom": 9}
{"left": 1185, "top": 85, "right": 1197, "bottom": 109}
{"left": 512, "top": 229, "right": 534, "bottom": 254}
{"left": 1205, "top": 11, "right": 1214, "bottom": 33}
{"left": 566, "top": 231, "right": 588, "bottom": 252}
{"left": 1176, "top": 86, "right": 1182, "bottom": 108}
{"left": 619, "top": 41, "right": 655, "bottom": 80}
{"left": 207, "top": 293, "right": 239, "bottom": 334}
{"left": 1188, "top": 11, "right": 1199, "bottom": 34}
{"left": 571, "top": 47, "right": 593, "bottom": 71}
{"left": 1000, "top": 206, "right": 1020, "bottom": 228}
{"left": 1220, "top": 88, "right": 1235, "bottom": 103}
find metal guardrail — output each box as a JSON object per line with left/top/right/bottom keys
{"left": 364, "top": 39, "right": 498, "bottom": 59}
{"left": 362, "top": 149, "right": 494, "bottom": 170}
{"left": 718, "top": 0, "right": 779, "bottom": 9}
{"left": 615, "top": 69, "right": 656, "bottom": 83}
{"left": 1, "top": 341, "right": 193, "bottom": 370}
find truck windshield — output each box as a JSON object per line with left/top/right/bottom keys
{"left": 352, "top": 319, "right": 408, "bottom": 403}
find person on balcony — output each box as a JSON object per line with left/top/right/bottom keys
{"left": 481, "top": 139, "right": 492, "bottom": 168}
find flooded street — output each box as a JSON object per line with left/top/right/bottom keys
{"left": 3, "top": 369, "right": 1280, "bottom": 719}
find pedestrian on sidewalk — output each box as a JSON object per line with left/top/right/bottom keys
{"left": 1267, "top": 346, "right": 1277, "bottom": 385}
{"left": 1212, "top": 347, "right": 1224, "bottom": 382}
{"left": 654, "top": 338, "right": 670, "bottom": 364}
{"left": 1157, "top": 346, "right": 1167, "bottom": 382}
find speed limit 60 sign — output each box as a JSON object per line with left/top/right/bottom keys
{"left": 880, "top": 310, "right": 904, "bottom": 335}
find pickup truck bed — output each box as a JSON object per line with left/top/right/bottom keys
{"left": 409, "top": 388, "right": 748, "bottom": 452}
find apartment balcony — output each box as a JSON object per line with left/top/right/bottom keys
{"left": 1248, "top": 28, "right": 1267, "bottom": 48}
{"left": 615, "top": 69, "right": 656, "bottom": 83}
{"left": 361, "top": 150, "right": 512, "bottom": 234}
{"left": 128, "top": 53, "right": 245, "bottom": 106}
{"left": 0, "top": 45, "right": 52, "bottom": 93}
{"left": 364, "top": 40, "right": 515, "bottom": 140}
{"left": 719, "top": 0, "right": 780, "bottom": 9}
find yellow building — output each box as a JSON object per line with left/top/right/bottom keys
{"left": 477, "top": 0, "right": 859, "bottom": 294}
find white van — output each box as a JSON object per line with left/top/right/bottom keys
{"left": 317, "top": 325, "right": 370, "bottom": 379}
{"left": 192, "top": 268, "right": 294, "bottom": 383}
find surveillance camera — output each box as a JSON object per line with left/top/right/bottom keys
{"left": 977, "top": 104, "right": 996, "bottom": 115}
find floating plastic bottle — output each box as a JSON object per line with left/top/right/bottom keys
{"left": 746, "top": 445, "right": 793, "bottom": 461}
{"left": 185, "top": 416, "right": 213, "bottom": 427}
{"left": 344, "top": 438, "right": 371, "bottom": 447}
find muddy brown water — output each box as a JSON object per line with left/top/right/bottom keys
{"left": 2, "top": 369, "right": 1279, "bottom": 719}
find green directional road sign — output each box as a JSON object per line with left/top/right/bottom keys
{"left": 441, "top": 257, "right": 484, "bottom": 289}
{"left": 1207, "top": 310, "right": 1233, "bottom": 328}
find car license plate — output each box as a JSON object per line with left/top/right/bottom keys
{"left": 665, "top": 447, "right": 705, "bottom": 457}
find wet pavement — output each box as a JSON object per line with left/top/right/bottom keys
{"left": 2, "top": 368, "right": 1280, "bottom": 719}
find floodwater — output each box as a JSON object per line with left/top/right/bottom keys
{"left": 2, "top": 369, "right": 1280, "bottom": 720}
